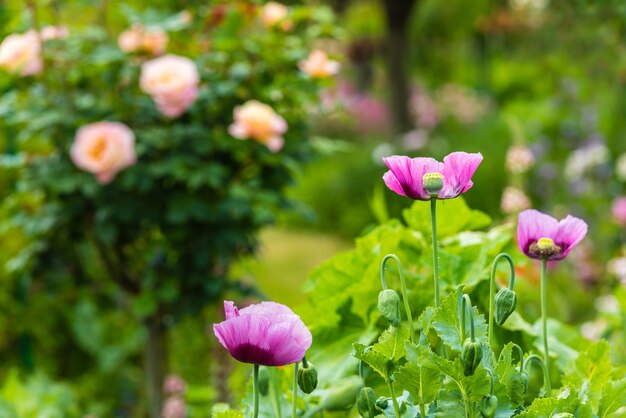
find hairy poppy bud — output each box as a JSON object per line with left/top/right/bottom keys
{"left": 422, "top": 172, "right": 444, "bottom": 196}
{"left": 521, "top": 372, "right": 529, "bottom": 393}
{"left": 258, "top": 366, "right": 270, "bottom": 396}
{"left": 297, "top": 361, "right": 318, "bottom": 394}
{"left": 378, "top": 289, "right": 401, "bottom": 327}
{"left": 357, "top": 387, "right": 379, "bottom": 417}
{"left": 494, "top": 288, "right": 518, "bottom": 326}
{"left": 461, "top": 339, "right": 483, "bottom": 376}
{"left": 320, "top": 376, "right": 362, "bottom": 411}
{"left": 375, "top": 396, "right": 388, "bottom": 410}
{"left": 479, "top": 394, "right": 498, "bottom": 418}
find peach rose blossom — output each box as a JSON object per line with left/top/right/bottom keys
{"left": 71, "top": 122, "right": 136, "bottom": 184}
{"left": 299, "top": 50, "right": 340, "bottom": 79}
{"left": 142, "top": 29, "right": 168, "bottom": 55}
{"left": 40, "top": 25, "right": 69, "bottom": 41}
{"left": 118, "top": 25, "right": 144, "bottom": 53}
{"left": 0, "top": 30, "right": 42, "bottom": 76}
{"left": 228, "top": 100, "right": 287, "bottom": 152}
{"left": 262, "top": 2, "right": 293, "bottom": 30}
{"left": 140, "top": 54, "right": 199, "bottom": 117}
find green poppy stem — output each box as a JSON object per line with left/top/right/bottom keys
{"left": 380, "top": 254, "right": 417, "bottom": 344}
{"left": 488, "top": 253, "right": 516, "bottom": 347}
{"left": 292, "top": 362, "right": 298, "bottom": 418}
{"left": 387, "top": 380, "right": 402, "bottom": 418}
{"left": 523, "top": 354, "right": 551, "bottom": 394}
{"left": 430, "top": 199, "right": 440, "bottom": 308}
{"left": 253, "top": 364, "right": 260, "bottom": 418}
{"left": 460, "top": 294, "right": 475, "bottom": 342}
{"left": 540, "top": 258, "right": 550, "bottom": 385}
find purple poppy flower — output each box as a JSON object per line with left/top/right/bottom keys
{"left": 213, "top": 301, "right": 312, "bottom": 366}
{"left": 382, "top": 152, "right": 483, "bottom": 200}
{"left": 517, "top": 209, "right": 588, "bottom": 261}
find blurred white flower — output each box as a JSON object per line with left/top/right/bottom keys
{"left": 505, "top": 145, "right": 534, "bottom": 173}
{"left": 500, "top": 186, "right": 531, "bottom": 214}
{"left": 616, "top": 153, "right": 626, "bottom": 181}
{"left": 608, "top": 257, "right": 626, "bottom": 284}
{"left": 580, "top": 319, "right": 608, "bottom": 341}
{"left": 594, "top": 294, "right": 620, "bottom": 314}
{"left": 564, "top": 143, "right": 609, "bottom": 178}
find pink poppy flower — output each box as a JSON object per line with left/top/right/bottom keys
{"left": 517, "top": 209, "right": 587, "bottom": 261}
{"left": 382, "top": 152, "right": 483, "bottom": 200}
{"left": 213, "top": 301, "right": 312, "bottom": 366}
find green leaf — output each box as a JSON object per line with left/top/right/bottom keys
{"left": 518, "top": 387, "right": 581, "bottom": 417}
{"left": 598, "top": 378, "right": 626, "bottom": 417}
{"left": 562, "top": 340, "right": 613, "bottom": 413}
{"left": 433, "top": 288, "right": 488, "bottom": 352}
{"left": 403, "top": 197, "right": 491, "bottom": 238}
{"left": 354, "top": 343, "right": 392, "bottom": 380}
{"left": 374, "top": 324, "right": 410, "bottom": 362}
{"left": 495, "top": 343, "right": 526, "bottom": 405}
{"left": 212, "top": 403, "right": 244, "bottom": 418}
{"left": 393, "top": 345, "right": 440, "bottom": 405}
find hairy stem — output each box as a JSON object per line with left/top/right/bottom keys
{"left": 430, "top": 198, "right": 440, "bottom": 308}
{"left": 292, "top": 362, "right": 298, "bottom": 418}
{"left": 541, "top": 258, "right": 550, "bottom": 389}
{"left": 253, "top": 364, "right": 260, "bottom": 418}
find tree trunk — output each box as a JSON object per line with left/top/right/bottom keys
{"left": 382, "top": 0, "right": 418, "bottom": 137}
{"left": 144, "top": 311, "right": 166, "bottom": 418}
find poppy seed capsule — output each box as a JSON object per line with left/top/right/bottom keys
{"left": 357, "top": 387, "right": 379, "bottom": 418}
{"left": 378, "top": 289, "right": 401, "bottom": 327}
{"left": 297, "top": 361, "right": 318, "bottom": 394}
{"left": 460, "top": 339, "right": 483, "bottom": 376}
{"left": 480, "top": 394, "right": 498, "bottom": 418}
{"left": 422, "top": 172, "right": 444, "bottom": 195}
{"left": 494, "top": 288, "right": 518, "bottom": 326}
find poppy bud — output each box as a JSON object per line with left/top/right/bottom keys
{"left": 479, "top": 394, "right": 498, "bottom": 418}
{"left": 494, "top": 288, "right": 518, "bottom": 326}
{"left": 320, "top": 376, "right": 362, "bottom": 411}
{"left": 460, "top": 339, "right": 483, "bottom": 376}
{"left": 357, "top": 387, "right": 380, "bottom": 417}
{"left": 422, "top": 172, "right": 444, "bottom": 196}
{"left": 258, "top": 366, "right": 270, "bottom": 396}
{"left": 378, "top": 289, "right": 401, "bottom": 327}
{"left": 375, "top": 396, "right": 388, "bottom": 410}
{"left": 297, "top": 361, "right": 318, "bottom": 394}
{"left": 521, "top": 372, "right": 529, "bottom": 393}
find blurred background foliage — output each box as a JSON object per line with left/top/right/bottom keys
{"left": 1, "top": 0, "right": 626, "bottom": 416}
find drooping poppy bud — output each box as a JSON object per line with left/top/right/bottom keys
{"left": 479, "top": 394, "right": 498, "bottom": 418}
{"left": 357, "top": 387, "right": 380, "bottom": 417}
{"left": 460, "top": 339, "right": 483, "bottom": 376}
{"left": 375, "top": 396, "right": 388, "bottom": 410}
{"left": 297, "top": 361, "right": 318, "bottom": 394}
{"left": 378, "top": 289, "right": 401, "bottom": 327}
{"left": 494, "top": 288, "right": 518, "bottom": 326}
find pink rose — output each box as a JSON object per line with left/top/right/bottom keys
{"left": 118, "top": 26, "right": 168, "bottom": 55}
{"left": 299, "top": 50, "right": 340, "bottom": 79}
{"left": 140, "top": 54, "right": 199, "bottom": 118}
{"left": 40, "top": 25, "right": 69, "bottom": 41}
{"left": 118, "top": 26, "right": 143, "bottom": 53}
{"left": 612, "top": 197, "right": 626, "bottom": 225}
{"left": 0, "top": 30, "right": 42, "bottom": 76}
{"left": 261, "top": 2, "right": 293, "bottom": 30}
{"left": 71, "top": 122, "right": 136, "bottom": 184}
{"left": 228, "top": 100, "right": 287, "bottom": 152}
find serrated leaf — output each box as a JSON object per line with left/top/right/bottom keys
{"left": 434, "top": 386, "right": 467, "bottom": 418}
{"left": 563, "top": 340, "right": 613, "bottom": 413}
{"left": 517, "top": 387, "right": 581, "bottom": 417}
{"left": 374, "top": 324, "right": 410, "bottom": 362}
{"left": 598, "top": 378, "right": 626, "bottom": 417}
{"left": 495, "top": 343, "right": 526, "bottom": 405}
{"left": 433, "top": 288, "right": 488, "bottom": 352}
{"left": 393, "top": 345, "right": 440, "bottom": 406}
{"left": 417, "top": 307, "right": 435, "bottom": 347}
{"left": 354, "top": 343, "right": 392, "bottom": 380}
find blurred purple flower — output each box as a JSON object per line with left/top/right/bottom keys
{"left": 612, "top": 197, "right": 626, "bottom": 225}
{"left": 213, "top": 301, "right": 312, "bottom": 366}
{"left": 517, "top": 209, "right": 587, "bottom": 261}
{"left": 382, "top": 152, "right": 483, "bottom": 200}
